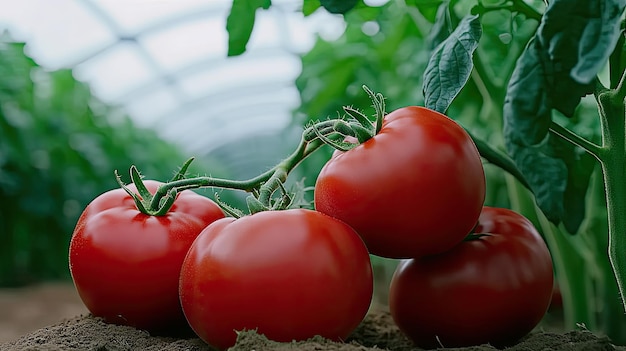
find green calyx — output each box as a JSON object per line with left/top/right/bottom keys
{"left": 116, "top": 158, "right": 196, "bottom": 216}
{"left": 309, "top": 85, "right": 386, "bottom": 152}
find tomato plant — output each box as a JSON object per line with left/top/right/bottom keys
{"left": 69, "top": 180, "right": 224, "bottom": 333}
{"left": 314, "top": 106, "right": 486, "bottom": 258}
{"left": 179, "top": 208, "right": 373, "bottom": 350}
{"left": 388, "top": 207, "right": 554, "bottom": 348}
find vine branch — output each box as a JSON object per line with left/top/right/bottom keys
{"left": 549, "top": 121, "right": 605, "bottom": 161}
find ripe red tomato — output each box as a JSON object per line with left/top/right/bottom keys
{"left": 179, "top": 209, "right": 373, "bottom": 350}
{"left": 69, "top": 180, "right": 224, "bottom": 333}
{"left": 388, "top": 207, "right": 554, "bottom": 348}
{"left": 314, "top": 106, "right": 486, "bottom": 258}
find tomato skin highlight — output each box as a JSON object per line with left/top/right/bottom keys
{"left": 314, "top": 106, "right": 486, "bottom": 258}
{"left": 69, "top": 180, "right": 224, "bottom": 333}
{"left": 179, "top": 209, "right": 374, "bottom": 350}
{"left": 388, "top": 207, "right": 554, "bottom": 348}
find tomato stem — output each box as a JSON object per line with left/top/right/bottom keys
{"left": 118, "top": 86, "right": 385, "bottom": 216}
{"left": 133, "top": 132, "right": 327, "bottom": 215}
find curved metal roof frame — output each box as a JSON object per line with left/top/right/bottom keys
{"left": 61, "top": 0, "right": 318, "bottom": 157}
{"left": 0, "top": 0, "right": 345, "bottom": 177}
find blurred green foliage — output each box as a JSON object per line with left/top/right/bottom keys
{"left": 0, "top": 39, "right": 196, "bottom": 286}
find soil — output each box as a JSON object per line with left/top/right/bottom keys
{"left": 0, "top": 284, "right": 623, "bottom": 351}
{"left": 0, "top": 283, "right": 88, "bottom": 345}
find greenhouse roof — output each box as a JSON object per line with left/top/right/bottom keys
{"left": 0, "top": 0, "right": 347, "bottom": 161}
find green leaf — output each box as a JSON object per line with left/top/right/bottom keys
{"left": 564, "top": 0, "right": 625, "bottom": 84}
{"left": 303, "top": 0, "right": 321, "bottom": 16}
{"left": 503, "top": 0, "right": 625, "bottom": 232}
{"left": 560, "top": 141, "right": 596, "bottom": 233}
{"left": 423, "top": 14, "right": 482, "bottom": 114}
{"left": 501, "top": 40, "right": 569, "bottom": 226}
{"left": 505, "top": 137, "right": 568, "bottom": 222}
{"left": 536, "top": 0, "right": 623, "bottom": 116}
{"left": 320, "top": 0, "right": 358, "bottom": 14}
{"left": 504, "top": 41, "right": 550, "bottom": 146}
{"left": 226, "top": 0, "right": 271, "bottom": 57}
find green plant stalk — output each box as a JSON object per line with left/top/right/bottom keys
{"left": 473, "top": 132, "right": 531, "bottom": 191}
{"left": 256, "top": 139, "right": 324, "bottom": 206}
{"left": 126, "top": 114, "right": 368, "bottom": 215}
{"left": 547, "top": 81, "right": 626, "bottom": 314}
{"left": 585, "top": 166, "right": 626, "bottom": 344}
{"left": 597, "top": 88, "right": 626, "bottom": 313}
{"left": 148, "top": 137, "right": 326, "bottom": 211}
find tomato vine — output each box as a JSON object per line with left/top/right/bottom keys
{"left": 118, "top": 86, "right": 387, "bottom": 217}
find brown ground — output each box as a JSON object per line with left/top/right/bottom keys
{"left": 0, "top": 283, "right": 88, "bottom": 344}
{"left": 0, "top": 283, "right": 622, "bottom": 351}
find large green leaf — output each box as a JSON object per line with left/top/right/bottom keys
{"left": 503, "top": 0, "right": 625, "bottom": 232}
{"left": 504, "top": 41, "right": 551, "bottom": 145}
{"left": 539, "top": 0, "right": 624, "bottom": 116}
{"left": 423, "top": 14, "right": 482, "bottom": 114}
{"left": 226, "top": 0, "right": 271, "bottom": 57}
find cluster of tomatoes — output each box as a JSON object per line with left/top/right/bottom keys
{"left": 68, "top": 106, "right": 554, "bottom": 350}
{"left": 317, "top": 106, "right": 555, "bottom": 348}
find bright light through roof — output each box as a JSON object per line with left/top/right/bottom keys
{"left": 140, "top": 17, "right": 228, "bottom": 73}
{"left": 91, "top": 0, "right": 229, "bottom": 34}
{"left": 0, "top": 0, "right": 345, "bottom": 168}
{"left": 0, "top": 0, "right": 117, "bottom": 68}
{"left": 73, "top": 41, "right": 155, "bottom": 102}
